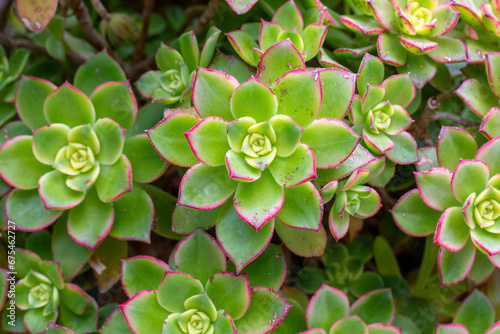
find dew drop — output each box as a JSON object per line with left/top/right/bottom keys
{"left": 343, "top": 74, "right": 350, "bottom": 79}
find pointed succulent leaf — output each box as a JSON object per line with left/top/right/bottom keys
{"left": 385, "top": 132, "right": 418, "bottom": 164}
{"left": 44, "top": 322, "right": 78, "bottom": 334}
{"left": 480, "top": 108, "right": 500, "bottom": 140}
{"left": 185, "top": 117, "right": 229, "bottom": 166}
{"left": 329, "top": 208, "right": 349, "bottom": 241}
{"left": 340, "top": 15, "right": 386, "bottom": 36}
{"left": 276, "top": 181, "right": 322, "bottom": 230}
{"left": 156, "top": 43, "right": 183, "bottom": 72}
{"left": 123, "top": 134, "right": 167, "bottom": 183}
{"left": 59, "top": 283, "right": 92, "bottom": 315}
{"left": 269, "top": 143, "right": 316, "bottom": 188}
{"left": 230, "top": 77, "right": 277, "bottom": 122}
{"left": 32, "top": 123, "right": 70, "bottom": 165}
{"left": 302, "top": 24, "right": 328, "bottom": 61}
{"left": 95, "top": 155, "right": 132, "bottom": 202}
{"left": 439, "top": 240, "right": 476, "bottom": 285}
{"left": 486, "top": 52, "right": 500, "bottom": 98}
{"left": 16, "top": 76, "right": 56, "bottom": 129}
{"left": 362, "top": 85, "right": 385, "bottom": 113}
{"left": 238, "top": 243, "right": 286, "bottom": 290}
{"left": 454, "top": 290, "right": 495, "bottom": 334}
{"left": 349, "top": 289, "right": 395, "bottom": 324}
{"left": 179, "top": 31, "right": 199, "bottom": 73}
{"left": 121, "top": 290, "right": 170, "bottom": 334}
{"left": 255, "top": 40, "right": 305, "bottom": 86}
{"left": 67, "top": 187, "right": 113, "bottom": 249}
{"left": 148, "top": 112, "right": 200, "bottom": 167}
{"left": 226, "top": 150, "right": 262, "bottom": 182}
{"left": 429, "top": 4, "right": 460, "bottom": 37}
{"left": 174, "top": 229, "right": 227, "bottom": 284}
{"left": 357, "top": 54, "right": 384, "bottom": 97}
{"left": 0, "top": 136, "right": 52, "bottom": 189}
{"left": 233, "top": 287, "right": 291, "bottom": 334}
{"left": 136, "top": 71, "right": 161, "bottom": 98}
{"left": 122, "top": 256, "right": 171, "bottom": 298}
{"left": 259, "top": 20, "right": 281, "bottom": 51}
{"left": 468, "top": 251, "right": 495, "bottom": 284}
{"left": 455, "top": 78, "right": 499, "bottom": 118}
{"left": 93, "top": 118, "right": 125, "bottom": 165}
{"left": 90, "top": 81, "right": 137, "bottom": 130}
{"left": 193, "top": 68, "right": 239, "bottom": 121}
{"left": 275, "top": 217, "right": 327, "bottom": 257}
{"left": 318, "top": 69, "right": 356, "bottom": 120}
{"left": 74, "top": 51, "right": 126, "bottom": 96}
{"left": 415, "top": 168, "right": 458, "bottom": 211}
{"left": 178, "top": 164, "right": 237, "bottom": 209}
{"left": 23, "top": 307, "right": 57, "bottom": 333}
{"left": 200, "top": 28, "right": 221, "bottom": 68}
{"left": 382, "top": 74, "right": 415, "bottom": 108}
{"left": 39, "top": 170, "right": 85, "bottom": 209}
{"left": 44, "top": 82, "right": 95, "bottom": 127}
{"left": 451, "top": 160, "right": 489, "bottom": 203}
{"left": 385, "top": 106, "right": 413, "bottom": 135}
{"left": 397, "top": 53, "right": 436, "bottom": 89}
{"left": 306, "top": 284, "right": 349, "bottom": 331}
{"left": 234, "top": 170, "right": 284, "bottom": 230}
{"left": 273, "top": 0, "right": 304, "bottom": 32}
{"left": 157, "top": 272, "right": 204, "bottom": 312}
{"left": 367, "top": 323, "right": 401, "bottom": 334}
{"left": 369, "top": 0, "right": 397, "bottom": 30}
{"left": 398, "top": 35, "right": 437, "bottom": 54}
{"left": 437, "top": 127, "right": 477, "bottom": 171}
{"left": 302, "top": 119, "right": 359, "bottom": 168}
{"left": 435, "top": 206, "right": 470, "bottom": 251}
{"left": 435, "top": 324, "right": 468, "bottom": 334}
{"left": 329, "top": 315, "right": 368, "bottom": 334}
{"left": 206, "top": 272, "right": 251, "bottom": 320}
{"left": 427, "top": 37, "right": 467, "bottom": 63}
{"left": 476, "top": 137, "right": 500, "bottom": 175}
{"left": 216, "top": 202, "right": 274, "bottom": 273}
{"left": 269, "top": 115, "right": 303, "bottom": 157}
{"left": 226, "top": 30, "right": 260, "bottom": 67}
{"left": 470, "top": 225, "right": 500, "bottom": 255}
{"left": 377, "top": 33, "right": 407, "bottom": 67}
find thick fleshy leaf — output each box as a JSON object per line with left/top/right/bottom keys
{"left": 156, "top": 43, "right": 183, "bottom": 72}
{"left": 306, "top": 284, "right": 349, "bottom": 331}
{"left": 427, "top": 37, "right": 467, "bottom": 63}
{"left": 147, "top": 112, "right": 200, "bottom": 167}
{"left": 67, "top": 187, "right": 114, "bottom": 249}
{"left": 273, "top": 0, "right": 304, "bottom": 32}
{"left": 120, "top": 290, "right": 170, "bottom": 334}
{"left": 226, "top": 150, "right": 262, "bottom": 182}
{"left": 200, "top": 28, "right": 221, "bottom": 68}
{"left": 32, "top": 124, "right": 70, "bottom": 165}
{"left": 255, "top": 40, "right": 306, "bottom": 86}
{"left": 486, "top": 52, "right": 500, "bottom": 98}
{"left": 476, "top": 136, "right": 500, "bottom": 175}
{"left": 44, "top": 83, "right": 95, "bottom": 127}
{"left": 237, "top": 243, "right": 286, "bottom": 290}
{"left": 95, "top": 155, "right": 132, "bottom": 202}
{"left": 385, "top": 132, "right": 418, "bottom": 164}
{"left": 267, "top": 115, "right": 302, "bottom": 158}
{"left": 44, "top": 322, "right": 78, "bottom": 334}
{"left": 416, "top": 168, "right": 458, "bottom": 211}
{"left": 16, "top": 76, "right": 56, "bottom": 129}
{"left": 480, "top": 108, "right": 500, "bottom": 140}
{"left": 275, "top": 217, "right": 327, "bottom": 257}
{"left": 206, "top": 272, "right": 251, "bottom": 320}
{"left": 302, "top": 119, "right": 359, "bottom": 168}
{"left": 318, "top": 69, "right": 356, "bottom": 120}
{"left": 74, "top": 51, "right": 126, "bottom": 96}
{"left": 136, "top": 71, "right": 162, "bottom": 98}
{"left": 269, "top": 143, "right": 316, "bottom": 187}
{"left": 430, "top": 4, "right": 460, "bottom": 36}
{"left": 109, "top": 185, "right": 154, "bottom": 242}
{"left": 193, "top": 68, "right": 239, "bottom": 121}
{"left": 157, "top": 272, "right": 204, "bottom": 312}
{"left": 226, "top": 30, "right": 260, "bottom": 67}
{"left": 435, "top": 324, "right": 468, "bottom": 334}
{"left": 439, "top": 239, "right": 476, "bottom": 285}
{"left": 259, "top": 20, "right": 281, "bottom": 51}
{"left": 382, "top": 74, "right": 415, "bottom": 108}
{"left": 272, "top": 69, "right": 321, "bottom": 128}
{"left": 454, "top": 290, "right": 495, "bottom": 334}
{"left": 391, "top": 189, "right": 441, "bottom": 236}
{"left": 122, "top": 256, "right": 171, "bottom": 298}
{"left": 23, "top": 307, "right": 57, "bottom": 333}
{"left": 434, "top": 207, "right": 469, "bottom": 251}
{"left": 185, "top": 117, "right": 229, "bottom": 166}
{"left": 369, "top": 0, "right": 397, "bottom": 30}
{"left": 302, "top": 24, "right": 328, "bottom": 61}
{"left": 397, "top": 53, "right": 437, "bottom": 89}
{"left": 329, "top": 208, "right": 350, "bottom": 241}
{"left": 377, "top": 33, "right": 407, "bottom": 67}
{"left": 234, "top": 170, "right": 284, "bottom": 230}
{"left": 100, "top": 309, "right": 134, "bottom": 334}
{"left": 350, "top": 289, "right": 395, "bottom": 324}
{"left": 367, "top": 323, "right": 401, "bottom": 334}
{"left": 216, "top": 201, "right": 274, "bottom": 272}
{"left": 340, "top": 15, "right": 385, "bottom": 36}
{"left": 329, "top": 316, "right": 368, "bottom": 334}
{"left": 362, "top": 85, "right": 385, "bottom": 113}
{"left": 437, "top": 127, "right": 478, "bottom": 171}
{"left": 357, "top": 54, "right": 384, "bottom": 97}
{"left": 233, "top": 287, "right": 291, "bottom": 334}
{"left": 385, "top": 106, "right": 413, "bottom": 135}
{"left": 451, "top": 160, "right": 489, "bottom": 203}
{"left": 276, "top": 181, "right": 322, "bottom": 230}
{"left": 93, "top": 118, "right": 125, "bottom": 165}
{"left": 231, "top": 77, "right": 277, "bottom": 122}
{"left": 174, "top": 229, "right": 226, "bottom": 284}
{"left": 179, "top": 31, "right": 199, "bottom": 72}
{"left": 0, "top": 136, "right": 52, "bottom": 189}
{"left": 209, "top": 52, "right": 254, "bottom": 86}
{"left": 398, "top": 35, "right": 437, "bottom": 55}
{"left": 178, "top": 164, "right": 237, "bottom": 209}
{"left": 455, "top": 78, "right": 499, "bottom": 117}
{"left": 90, "top": 81, "right": 137, "bottom": 130}
{"left": 39, "top": 170, "right": 85, "bottom": 209}
{"left": 468, "top": 250, "right": 495, "bottom": 284}
{"left": 470, "top": 226, "right": 500, "bottom": 255}
{"left": 123, "top": 134, "right": 167, "bottom": 183}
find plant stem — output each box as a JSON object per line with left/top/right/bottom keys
{"left": 413, "top": 235, "right": 439, "bottom": 292}
{"left": 133, "top": 0, "right": 155, "bottom": 63}
{"left": 90, "top": 0, "right": 111, "bottom": 20}
{"left": 68, "top": 0, "right": 106, "bottom": 49}
{"left": 192, "top": 0, "right": 221, "bottom": 35}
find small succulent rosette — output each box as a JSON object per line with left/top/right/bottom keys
{"left": 227, "top": 0, "right": 328, "bottom": 67}
{"left": 290, "top": 284, "right": 399, "bottom": 334}
{"left": 148, "top": 40, "right": 358, "bottom": 263}
{"left": 452, "top": 0, "right": 500, "bottom": 61}
{"left": 393, "top": 128, "right": 500, "bottom": 285}
{"left": 435, "top": 290, "right": 500, "bottom": 334}
{"left": 0, "top": 46, "right": 30, "bottom": 126}
{"left": 1, "top": 249, "right": 98, "bottom": 333}
{"left": 349, "top": 54, "right": 418, "bottom": 167}
{"left": 136, "top": 29, "right": 220, "bottom": 105}
{"left": 120, "top": 229, "right": 290, "bottom": 334}
{"left": 321, "top": 169, "right": 382, "bottom": 240}
{"left": 456, "top": 52, "right": 500, "bottom": 138}
{"left": 0, "top": 52, "right": 166, "bottom": 250}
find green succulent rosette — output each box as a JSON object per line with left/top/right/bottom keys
{"left": 148, "top": 40, "right": 359, "bottom": 268}
{"left": 136, "top": 29, "right": 220, "bottom": 105}
{"left": 226, "top": 0, "right": 328, "bottom": 66}
{"left": 393, "top": 129, "right": 500, "bottom": 285}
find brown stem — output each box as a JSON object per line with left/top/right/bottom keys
{"left": 192, "top": 0, "right": 221, "bottom": 35}
{"left": 90, "top": 0, "right": 111, "bottom": 20}
{"left": 0, "top": 0, "right": 12, "bottom": 32}
{"left": 68, "top": 0, "right": 106, "bottom": 49}
{"left": 429, "top": 112, "right": 480, "bottom": 128}
{"left": 133, "top": 0, "right": 155, "bottom": 63}
{"left": 376, "top": 186, "right": 396, "bottom": 212}
{"left": 126, "top": 53, "right": 155, "bottom": 81}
